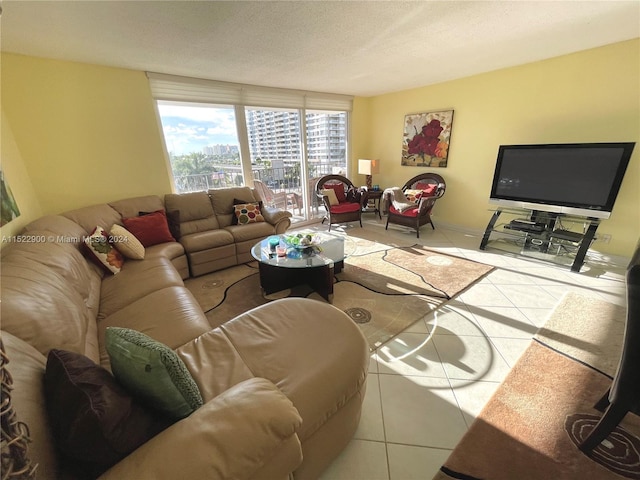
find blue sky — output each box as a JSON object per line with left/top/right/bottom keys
{"left": 157, "top": 103, "right": 239, "bottom": 155}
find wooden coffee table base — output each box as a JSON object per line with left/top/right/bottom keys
{"left": 258, "top": 260, "right": 344, "bottom": 303}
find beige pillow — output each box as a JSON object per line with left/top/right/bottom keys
{"left": 109, "top": 224, "right": 145, "bottom": 260}
{"left": 321, "top": 189, "right": 339, "bottom": 206}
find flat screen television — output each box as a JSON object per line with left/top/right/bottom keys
{"left": 489, "top": 142, "right": 635, "bottom": 219}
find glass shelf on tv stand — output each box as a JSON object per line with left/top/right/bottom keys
{"left": 479, "top": 207, "right": 600, "bottom": 272}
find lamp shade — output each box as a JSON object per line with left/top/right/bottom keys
{"left": 358, "top": 159, "right": 380, "bottom": 175}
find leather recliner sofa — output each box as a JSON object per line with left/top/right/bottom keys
{"left": 0, "top": 193, "right": 369, "bottom": 479}
{"left": 165, "top": 186, "right": 292, "bottom": 276}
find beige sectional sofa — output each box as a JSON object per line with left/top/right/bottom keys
{"left": 0, "top": 191, "right": 369, "bottom": 479}
{"left": 165, "top": 187, "right": 291, "bottom": 276}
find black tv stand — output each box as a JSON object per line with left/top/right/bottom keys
{"left": 480, "top": 207, "right": 600, "bottom": 272}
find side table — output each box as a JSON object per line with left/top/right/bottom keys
{"left": 362, "top": 189, "right": 383, "bottom": 219}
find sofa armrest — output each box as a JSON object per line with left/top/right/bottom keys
{"left": 99, "top": 377, "right": 303, "bottom": 480}
{"left": 261, "top": 207, "right": 292, "bottom": 234}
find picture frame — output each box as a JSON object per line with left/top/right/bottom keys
{"left": 401, "top": 110, "right": 454, "bottom": 167}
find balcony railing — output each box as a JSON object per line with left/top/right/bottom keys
{"left": 173, "top": 163, "right": 345, "bottom": 219}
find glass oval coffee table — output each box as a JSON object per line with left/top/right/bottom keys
{"left": 251, "top": 231, "right": 346, "bottom": 303}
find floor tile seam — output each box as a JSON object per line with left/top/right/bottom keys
{"left": 486, "top": 336, "right": 521, "bottom": 369}
{"left": 373, "top": 371, "right": 390, "bottom": 447}
{"left": 384, "top": 440, "right": 454, "bottom": 452}
{"left": 375, "top": 370, "right": 450, "bottom": 380}
{"left": 422, "top": 335, "right": 473, "bottom": 428}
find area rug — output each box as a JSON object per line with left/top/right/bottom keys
{"left": 434, "top": 293, "right": 639, "bottom": 480}
{"left": 185, "top": 239, "right": 493, "bottom": 350}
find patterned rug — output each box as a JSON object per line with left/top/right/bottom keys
{"left": 434, "top": 292, "right": 640, "bottom": 480}
{"left": 185, "top": 238, "right": 493, "bottom": 350}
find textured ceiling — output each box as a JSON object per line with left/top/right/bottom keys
{"left": 2, "top": 1, "right": 639, "bottom": 97}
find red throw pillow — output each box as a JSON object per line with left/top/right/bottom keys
{"left": 415, "top": 183, "right": 438, "bottom": 197}
{"left": 122, "top": 210, "right": 175, "bottom": 247}
{"left": 324, "top": 182, "right": 347, "bottom": 203}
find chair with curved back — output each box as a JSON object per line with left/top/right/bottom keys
{"left": 315, "top": 175, "right": 364, "bottom": 231}
{"left": 253, "top": 179, "right": 288, "bottom": 210}
{"left": 383, "top": 172, "right": 446, "bottom": 238}
{"left": 579, "top": 240, "right": 640, "bottom": 454}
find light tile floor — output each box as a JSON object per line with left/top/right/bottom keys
{"left": 318, "top": 220, "right": 628, "bottom": 480}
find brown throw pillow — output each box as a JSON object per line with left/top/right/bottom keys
{"left": 44, "top": 349, "right": 171, "bottom": 478}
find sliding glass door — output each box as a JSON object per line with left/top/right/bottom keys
{"left": 155, "top": 98, "right": 348, "bottom": 224}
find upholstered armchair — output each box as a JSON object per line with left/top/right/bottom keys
{"left": 383, "top": 173, "right": 446, "bottom": 238}
{"left": 315, "top": 175, "right": 365, "bottom": 231}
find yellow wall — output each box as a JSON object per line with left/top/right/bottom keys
{"left": 1, "top": 53, "right": 172, "bottom": 218}
{"left": 0, "top": 111, "right": 43, "bottom": 242}
{"left": 3, "top": 41, "right": 638, "bottom": 257}
{"left": 352, "top": 39, "right": 639, "bottom": 257}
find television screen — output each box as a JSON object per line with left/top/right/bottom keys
{"left": 489, "top": 142, "right": 635, "bottom": 219}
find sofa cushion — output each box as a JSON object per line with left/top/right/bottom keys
{"left": 108, "top": 195, "right": 166, "bottom": 220}
{"left": 180, "top": 229, "right": 235, "bottom": 253}
{"left": 63, "top": 204, "right": 122, "bottom": 235}
{"left": 44, "top": 349, "right": 169, "bottom": 478}
{"left": 389, "top": 205, "right": 420, "bottom": 217}
{"left": 98, "top": 286, "right": 211, "bottom": 367}
{"left": 209, "top": 187, "right": 259, "bottom": 228}
{"left": 218, "top": 298, "right": 369, "bottom": 441}
{"left": 109, "top": 224, "right": 145, "bottom": 260}
{"left": 330, "top": 202, "right": 361, "bottom": 214}
{"left": 105, "top": 327, "right": 203, "bottom": 419}
{"left": 165, "top": 192, "right": 219, "bottom": 236}
{"left": 224, "top": 221, "right": 276, "bottom": 244}
{"left": 21, "top": 214, "right": 88, "bottom": 247}
{"left": 84, "top": 226, "right": 125, "bottom": 274}
{"left": 233, "top": 202, "right": 265, "bottom": 225}
{"left": 98, "top": 257, "right": 184, "bottom": 320}
{"left": 122, "top": 211, "right": 175, "bottom": 247}
{"left": 0, "top": 240, "right": 97, "bottom": 356}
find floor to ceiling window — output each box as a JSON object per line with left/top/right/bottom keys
{"left": 157, "top": 102, "right": 243, "bottom": 193}
{"left": 149, "top": 73, "right": 352, "bottom": 223}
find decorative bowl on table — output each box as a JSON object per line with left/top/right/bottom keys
{"left": 283, "top": 232, "right": 323, "bottom": 253}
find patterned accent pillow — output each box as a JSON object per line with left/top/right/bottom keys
{"left": 84, "top": 226, "right": 124, "bottom": 274}
{"left": 233, "top": 202, "right": 265, "bottom": 225}
{"left": 231, "top": 198, "right": 264, "bottom": 225}
{"left": 109, "top": 224, "right": 145, "bottom": 260}
{"left": 105, "top": 327, "right": 203, "bottom": 419}
{"left": 404, "top": 189, "right": 424, "bottom": 204}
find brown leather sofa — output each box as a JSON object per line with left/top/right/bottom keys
{"left": 0, "top": 193, "right": 369, "bottom": 479}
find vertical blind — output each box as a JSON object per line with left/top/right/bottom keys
{"left": 146, "top": 72, "right": 353, "bottom": 111}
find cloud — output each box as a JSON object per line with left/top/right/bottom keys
{"left": 157, "top": 102, "right": 239, "bottom": 154}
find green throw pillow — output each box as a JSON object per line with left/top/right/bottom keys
{"left": 105, "top": 327, "right": 203, "bottom": 419}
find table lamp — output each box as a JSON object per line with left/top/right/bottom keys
{"left": 358, "top": 159, "right": 380, "bottom": 190}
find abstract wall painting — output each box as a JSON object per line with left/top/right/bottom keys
{"left": 1, "top": 170, "right": 21, "bottom": 226}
